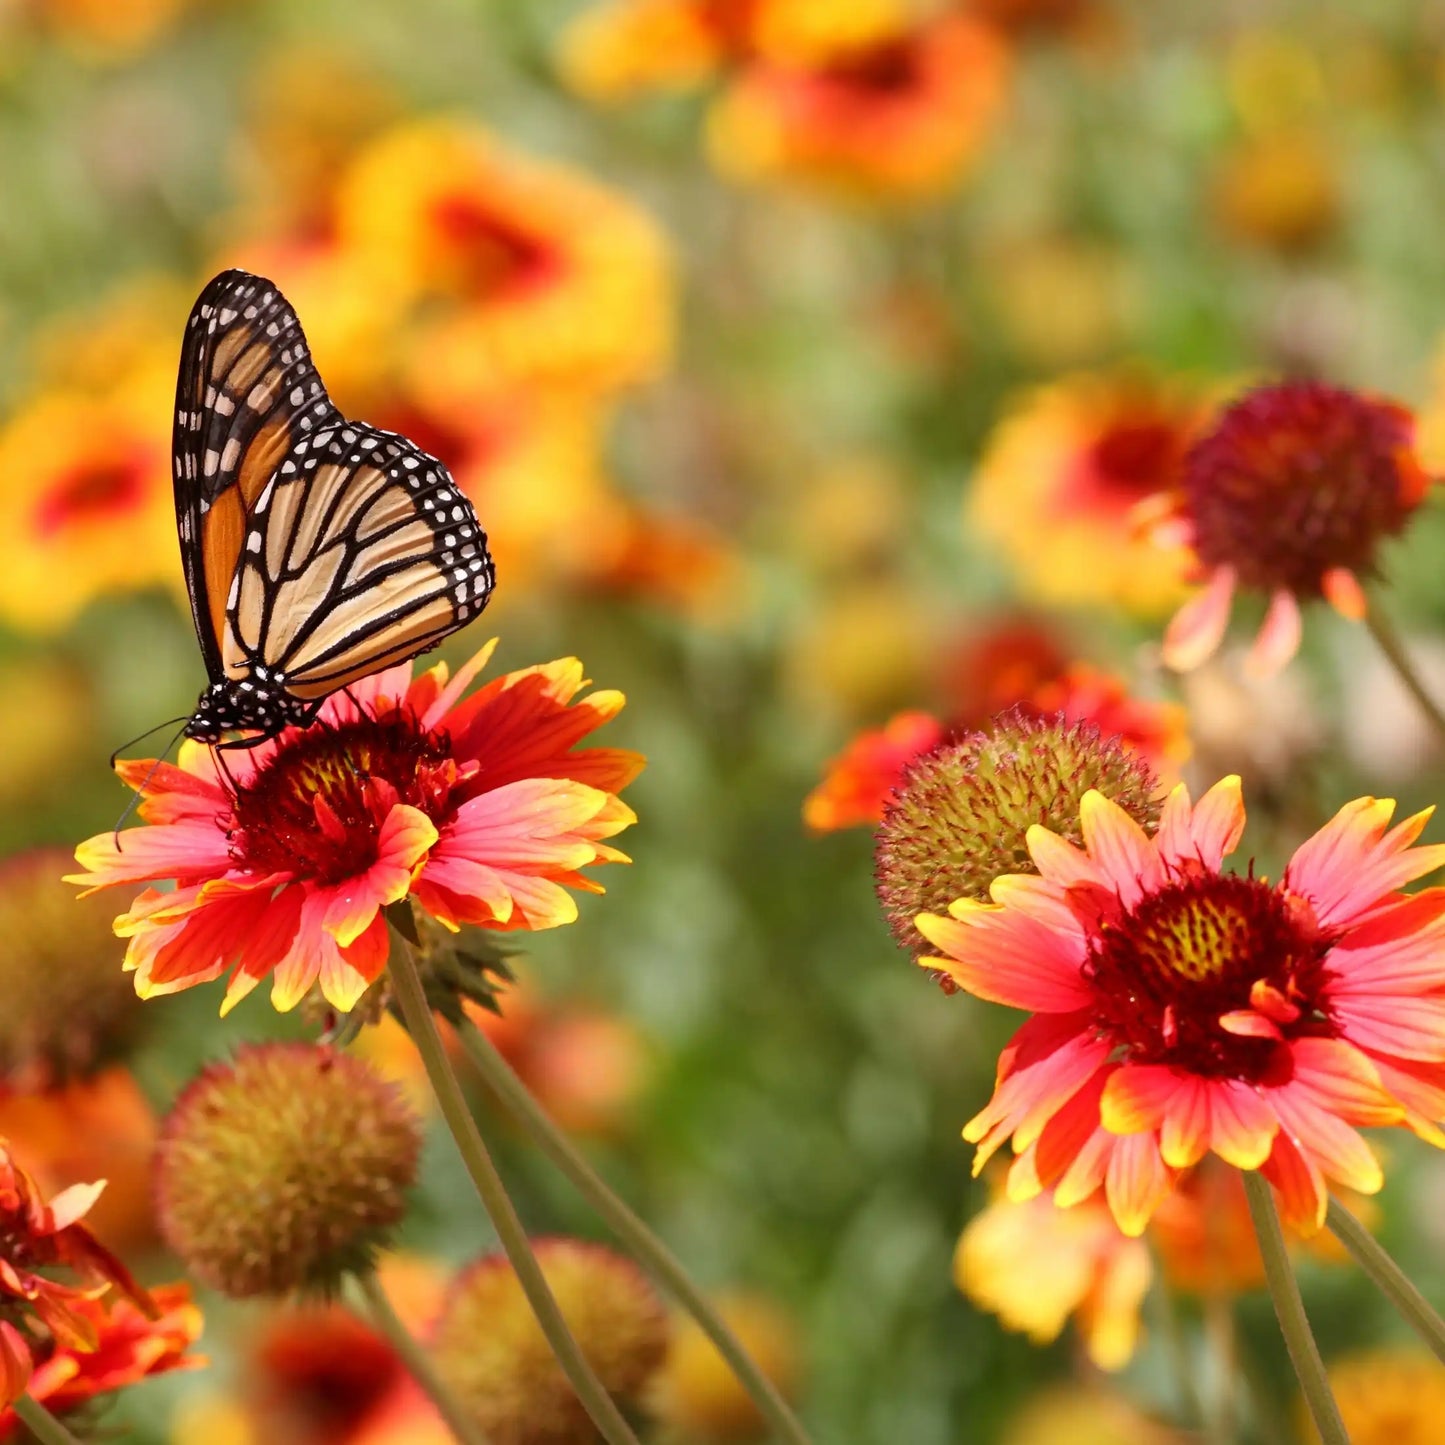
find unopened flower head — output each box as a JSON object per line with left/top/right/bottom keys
{"left": 0, "top": 849, "right": 142, "bottom": 1086}
{"left": 1163, "top": 381, "right": 1431, "bottom": 675}
{"left": 919, "top": 777, "right": 1445, "bottom": 1235}
{"left": 70, "top": 642, "right": 642, "bottom": 1015}
{"left": 155, "top": 1043, "right": 421, "bottom": 1297}
{"left": 432, "top": 1238, "right": 668, "bottom": 1445}
{"left": 874, "top": 712, "right": 1161, "bottom": 958}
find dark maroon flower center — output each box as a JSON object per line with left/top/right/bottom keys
{"left": 228, "top": 713, "right": 456, "bottom": 886}
{"left": 34, "top": 455, "right": 147, "bottom": 537}
{"left": 1183, "top": 380, "right": 1421, "bottom": 598}
{"left": 1083, "top": 871, "right": 1333, "bottom": 1081}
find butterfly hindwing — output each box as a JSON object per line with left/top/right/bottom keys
{"left": 223, "top": 421, "right": 495, "bottom": 700}
{"left": 173, "top": 269, "right": 341, "bottom": 684}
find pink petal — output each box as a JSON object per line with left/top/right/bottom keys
{"left": 987, "top": 874, "right": 1086, "bottom": 941}
{"left": 1244, "top": 588, "right": 1302, "bottom": 677}
{"left": 1079, "top": 791, "right": 1163, "bottom": 905}
{"left": 1206, "top": 1078, "right": 1279, "bottom": 1169}
{"left": 1162, "top": 565, "right": 1235, "bottom": 672}
{"left": 1330, "top": 994, "right": 1445, "bottom": 1061}
{"left": 1025, "top": 826, "right": 1110, "bottom": 892}
{"left": 1327, "top": 889, "right": 1445, "bottom": 992}
{"left": 914, "top": 901, "right": 1091, "bottom": 1013}
{"left": 1286, "top": 798, "right": 1445, "bottom": 929}
{"left": 1156, "top": 775, "right": 1246, "bottom": 873}
{"left": 318, "top": 805, "right": 438, "bottom": 947}
{"left": 70, "top": 822, "right": 236, "bottom": 892}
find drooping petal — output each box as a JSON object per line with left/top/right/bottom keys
{"left": 1162, "top": 564, "right": 1235, "bottom": 672}
{"left": 1259, "top": 1131, "right": 1328, "bottom": 1234}
{"left": 1245, "top": 588, "right": 1302, "bottom": 677}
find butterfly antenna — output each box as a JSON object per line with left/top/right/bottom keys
{"left": 108, "top": 714, "right": 191, "bottom": 772}
{"left": 111, "top": 716, "right": 192, "bottom": 851}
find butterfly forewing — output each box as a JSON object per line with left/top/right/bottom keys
{"left": 173, "top": 269, "right": 340, "bottom": 683}
{"left": 172, "top": 268, "right": 494, "bottom": 744}
{"left": 223, "top": 423, "right": 495, "bottom": 700}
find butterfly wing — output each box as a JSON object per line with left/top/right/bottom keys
{"left": 173, "top": 269, "right": 341, "bottom": 685}
{"left": 224, "top": 420, "right": 494, "bottom": 698}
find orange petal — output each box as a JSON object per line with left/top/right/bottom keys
{"left": 1322, "top": 566, "right": 1368, "bottom": 621}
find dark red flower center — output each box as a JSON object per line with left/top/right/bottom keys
{"left": 1183, "top": 380, "right": 1424, "bottom": 598}
{"left": 228, "top": 713, "right": 456, "bottom": 886}
{"left": 255, "top": 1311, "right": 402, "bottom": 1437}
{"left": 429, "top": 193, "right": 561, "bottom": 298}
{"left": 33, "top": 454, "right": 147, "bottom": 538}
{"left": 1083, "top": 871, "right": 1333, "bottom": 1081}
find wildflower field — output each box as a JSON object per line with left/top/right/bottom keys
{"left": 5, "top": 1, "right": 1445, "bottom": 1441}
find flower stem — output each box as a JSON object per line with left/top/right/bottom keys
{"left": 386, "top": 923, "right": 641, "bottom": 1445}
{"left": 1327, "top": 1196, "right": 1445, "bottom": 1364}
{"left": 1363, "top": 602, "right": 1445, "bottom": 746}
{"left": 455, "top": 1017, "right": 814, "bottom": 1445}
{"left": 12, "top": 1396, "right": 84, "bottom": 1445}
{"left": 352, "top": 1269, "right": 488, "bottom": 1445}
{"left": 1241, "top": 1172, "right": 1348, "bottom": 1445}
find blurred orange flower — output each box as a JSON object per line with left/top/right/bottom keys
{"left": 0, "top": 1069, "right": 158, "bottom": 1255}
{"left": 336, "top": 118, "right": 674, "bottom": 401}
{"left": 956, "top": 1187, "right": 1150, "bottom": 1370}
{"left": 0, "top": 1283, "right": 201, "bottom": 1440}
{"left": 804, "top": 666, "right": 1187, "bottom": 833}
{"left": 25, "top": 0, "right": 189, "bottom": 63}
{"left": 969, "top": 370, "right": 1205, "bottom": 617}
{"left": 707, "top": 12, "right": 1010, "bottom": 201}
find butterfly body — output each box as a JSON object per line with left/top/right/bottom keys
{"left": 173, "top": 269, "right": 494, "bottom": 746}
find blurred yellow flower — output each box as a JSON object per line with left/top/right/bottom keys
{"left": 955, "top": 1189, "right": 1150, "bottom": 1370}
{"left": 1001, "top": 1386, "right": 1186, "bottom": 1445}
{"left": 558, "top": 0, "right": 905, "bottom": 101}
{"left": 557, "top": 0, "right": 735, "bottom": 100}
{"left": 1313, "top": 1350, "right": 1445, "bottom": 1445}
{"left": 968, "top": 370, "right": 1203, "bottom": 616}
{"left": 707, "top": 12, "right": 1010, "bottom": 202}
{"left": 650, "top": 1292, "right": 801, "bottom": 1441}
{"left": 1212, "top": 130, "right": 1341, "bottom": 255}
{"left": 0, "top": 356, "right": 173, "bottom": 631}
{"left": 336, "top": 118, "right": 674, "bottom": 400}
{"left": 230, "top": 42, "right": 402, "bottom": 239}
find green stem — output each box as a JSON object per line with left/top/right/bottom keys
{"left": 455, "top": 1017, "right": 814, "bottom": 1445}
{"left": 1241, "top": 1172, "right": 1348, "bottom": 1445}
{"left": 1326, "top": 1197, "right": 1445, "bottom": 1364}
{"left": 12, "top": 1396, "right": 85, "bottom": 1445}
{"left": 1362, "top": 603, "right": 1445, "bottom": 747}
{"left": 386, "top": 923, "right": 641, "bottom": 1445}
{"left": 352, "top": 1269, "right": 489, "bottom": 1445}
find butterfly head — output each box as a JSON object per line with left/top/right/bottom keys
{"left": 185, "top": 678, "right": 319, "bottom": 746}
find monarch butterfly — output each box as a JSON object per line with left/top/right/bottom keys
{"left": 174, "top": 268, "right": 494, "bottom": 747}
